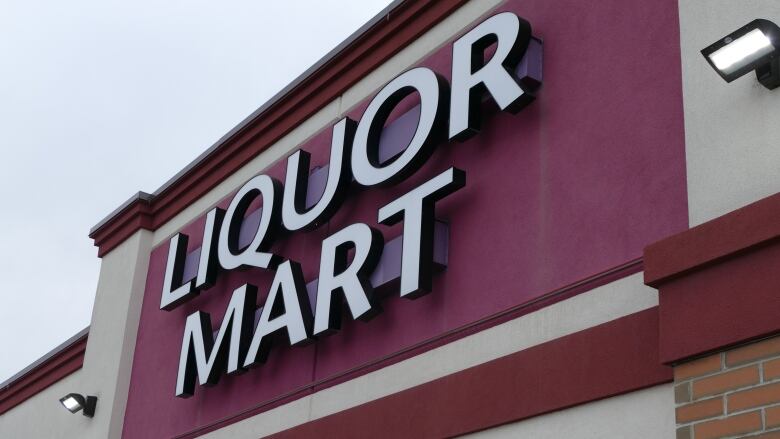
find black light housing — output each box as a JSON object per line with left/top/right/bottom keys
{"left": 59, "top": 393, "right": 97, "bottom": 418}
{"left": 701, "top": 19, "right": 780, "bottom": 90}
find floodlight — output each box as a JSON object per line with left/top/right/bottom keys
{"left": 59, "top": 393, "right": 97, "bottom": 417}
{"left": 701, "top": 19, "right": 780, "bottom": 89}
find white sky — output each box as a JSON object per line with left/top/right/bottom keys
{"left": 0, "top": 0, "right": 392, "bottom": 383}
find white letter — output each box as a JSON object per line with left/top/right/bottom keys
{"left": 218, "top": 174, "right": 282, "bottom": 271}
{"left": 160, "top": 233, "right": 194, "bottom": 310}
{"left": 161, "top": 208, "right": 226, "bottom": 311}
{"left": 175, "top": 284, "right": 256, "bottom": 397}
{"left": 352, "top": 67, "right": 448, "bottom": 187}
{"left": 243, "top": 260, "right": 314, "bottom": 367}
{"left": 450, "top": 12, "right": 532, "bottom": 141}
{"left": 378, "top": 167, "right": 465, "bottom": 298}
{"left": 313, "top": 223, "right": 384, "bottom": 336}
{"left": 282, "top": 118, "right": 356, "bottom": 231}
{"left": 195, "top": 207, "right": 225, "bottom": 290}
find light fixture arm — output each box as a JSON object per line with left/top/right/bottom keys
{"left": 81, "top": 395, "right": 97, "bottom": 418}
{"left": 757, "top": 56, "right": 780, "bottom": 89}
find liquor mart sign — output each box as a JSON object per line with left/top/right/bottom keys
{"left": 162, "top": 12, "right": 541, "bottom": 398}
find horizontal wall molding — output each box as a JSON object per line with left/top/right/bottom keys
{"left": 0, "top": 330, "right": 88, "bottom": 415}
{"left": 267, "top": 308, "right": 670, "bottom": 438}
{"left": 644, "top": 191, "right": 780, "bottom": 364}
{"left": 88, "top": 0, "right": 467, "bottom": 258}
{"left": 645, "top": 192, "right": 780, "bottom": 287}
{"left": 173, "top": 258, "right": 644, "bottom": 438}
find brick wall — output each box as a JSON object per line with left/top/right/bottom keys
{"left": 674, "top": 336, "right": 780, "bottom": 439}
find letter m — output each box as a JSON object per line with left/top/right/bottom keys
{"left": 175, "top": 284, "right": 256, "bottom": 398}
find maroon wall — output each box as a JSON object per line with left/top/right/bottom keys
{"left": 123, "top": 0, "right": 687, "bottom": 437}
{"left": 645, "top": 192, "right": 780, "bottom": 364}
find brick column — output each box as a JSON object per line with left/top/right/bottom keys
{"left": 644, "top": 193, "right": 780, "bottom": 439}
{"left": 674, "top": 337, "right": 780, "bottom": 438}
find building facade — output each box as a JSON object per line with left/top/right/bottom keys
{"left": 2, "top": 0, "right": 780, "bottom": 438}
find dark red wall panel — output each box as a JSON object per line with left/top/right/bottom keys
{"left": 269, "top": 309, "right": 671, "bottom": 439}
{"left": 0, "top": 335, "right": 87, "bottom": 415}
{"left": 123, "top": 0, "right": 687, "bottom": 437}
{"left": 89, "top": 0, "right": 467, "bottom": 257}
{"left": 658, "top": 242, "right": 780, "bottom": 364}
{"left": 645, "top": 192, "right": 780, "bottom": 364}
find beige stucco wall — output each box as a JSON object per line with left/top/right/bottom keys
{"left": 0, "top": 230, "right": 152, "bottom": 439}
{"left": 0, "top": 370, "right": 87, "bottom": 438}
{"left": 200, "top": 273, "right": 665, "bottom": 438}
{"left": 11, "top": 0, "right": 762, "bottom": 436}
{"left": 1, "top": 2, "right": 506, "bottom": 437}
{"left": 463, "top": 384, "right": 675, "bottom": 438}
{"left": 679, "top": 0, "right": 780, "bottom": 226}
{"left": 150, "top": 0, "right": 505, "bottom": 247}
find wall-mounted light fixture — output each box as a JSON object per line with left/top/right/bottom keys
{"left": 59, "top": 393, "right": 97, "bottom": 418}
{"left": 701, "top": 19, "right": 780, "bottom": 90}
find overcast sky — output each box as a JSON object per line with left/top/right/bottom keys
{"left": 0, "top": 0, "right": 392, "bottom": 383}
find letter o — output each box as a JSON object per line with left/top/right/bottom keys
{"left": 351, "top": 67, "right": 449, "bottom": 187}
